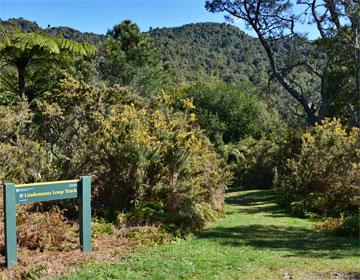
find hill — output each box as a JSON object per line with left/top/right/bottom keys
{"left": 0, "top": 18, "right": 105, "bottom": 44}
{"left": 148, "top": 23, "right": 269, "bottom": 84}
{"left": 0, "top": 18, "right": 269, "bottom": 84}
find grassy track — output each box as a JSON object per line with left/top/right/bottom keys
{"left": 58, "top": 189, "right": 360, "bottom": 279}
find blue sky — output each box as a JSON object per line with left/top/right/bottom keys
{"left": 0, "top": 0, "right": 319, "bottom": 38}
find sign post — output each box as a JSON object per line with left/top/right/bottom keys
{"left": 4, "top": 183, "right": 16, "bottom": 269}
{"left": 79, "top": 176, "right": 91, "bottom": 252}
{"left": 2, "top": 176, "right": 92, "bottom": 269}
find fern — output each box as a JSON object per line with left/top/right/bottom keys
{"left": 0, "top": 29, "right": 96, "bottom": 101}
{"left": 0, "top": 30, "right": 95, "bottom": 56}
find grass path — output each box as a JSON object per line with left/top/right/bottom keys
{"left": 59, "top": 189, "right": 360, "bottom": 279}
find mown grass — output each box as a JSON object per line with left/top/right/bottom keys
{"left": 57, "top": 189, "right": 360, "bottom": 279}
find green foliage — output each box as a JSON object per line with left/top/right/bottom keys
{"left": 0, "top": 103, "right": 56, "bottom": 183}
{"left": 277, "top": 119, "right": 360, "bottom": 234}
{"left": 20, "top": 264, "right": 47, "bottom": 280}
{"left": 0, "top": 77, "right": 232, "bottom": 232}
{"left": 225, "top": 137, "right": 281, "bottom": 188}
{"left": 97, "top": 20, "right": 172, "bottom": 96}
{"left": 92, "top": 219, "right": 115, "bottom": 237}
{"left": 0, "top": 31, "right": 95, "bottom": 55}
{"left": 124, "top": 226, "right": 174, "bottom": 247}
{"left": 220, "top": 126, "right": 302, "bottom": 190}
{"left": 165, "top": 83, "right": 287, "bottom": 189}
{"left": 126, "top": 201, "right": 166, "bottom": 226}
{"left": 149, "top": 23, "right": 270, "bottom": 85}
{"left": 0, "top": 28, "right": 96, "bottom": 103}
{"left": 168, "top": 83, "right": 284, "bottom": 146}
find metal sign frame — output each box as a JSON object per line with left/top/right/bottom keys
{"left": 3, "top": 176, "right": 92, "bottom": 269}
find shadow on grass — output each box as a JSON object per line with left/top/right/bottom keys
{"left": 199, "top": 189, "right": 360, "bottom": 259}
{"left": 225, "top": 188, "right": 277, "bottom": 207}
{"left": 226, "top": 188, "right": 289, "bottom": 217}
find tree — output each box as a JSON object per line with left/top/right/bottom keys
{"left": 97, "top": 20, "right": 171, "bottom": 96}
{"left": 304, "top": 0, "right": 360, "bottom": 126}
{"left": 167, "top": 82, "right": 285, "bottom": 146}
{"left": 0, "top": 29, "right": 95, "bottom": 103}
{"left": 206, "top": 0, "right": 360, "bottom": 126}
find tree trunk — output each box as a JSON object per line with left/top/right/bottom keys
{"left": 351, "top": 10, "right": 360, "bottom": 126}
{"left": 355, "top": 26, "right": 360, "bottom": 126}
{"left": 17, "top": 64, "right": 26, "bottom": 100}
{"left": 253, "top": 28, "right": 317, "bottom": 125}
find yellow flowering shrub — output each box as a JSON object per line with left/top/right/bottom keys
{"left": 0, "top": 103, "right": 55, "bottom": 184}
{"left": 91, "top": 97, "right": 232, "bottom": 231}
{"left": 277, "top": 119, "right": 360, "bottom": 234}
{"left": 27, "top": 77, "right": 232, "bottom": 232}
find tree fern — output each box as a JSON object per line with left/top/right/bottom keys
{"left": 0, "top": 28, "right": 96, "bottom": 102}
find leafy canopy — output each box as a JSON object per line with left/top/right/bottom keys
{"left": 0, "top": 28, "right": 95, "bottom": 103}
{"left": 97, "top": 20, "right": 172, "bottom": 96}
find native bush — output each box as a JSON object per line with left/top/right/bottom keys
{"left": 31, "top": 77, "right": 232, "bottom": 232}
{"left": 223, "top": 137, "right": 280, "bottom": 188}
{"left": 277, "top": 119, "right": 360, "bottom": 234}
{"left": 220, "top": 127, "right": 302, "bottom": 189}
{"left": 166, "top": 83, "right": 284, "bottom": 146}
{"left": 163, "top": 83, "right": 287, "bottom": 189}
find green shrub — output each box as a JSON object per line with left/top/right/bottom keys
{"left": 277, "top": 118, "right": 360, "bottom": 234}
{"left": 92, "top": 219, "right": 115, "bottom": 237}
{"left": 220, "top": 127, "right": 301, "bottom": 189}
{"left": 126, "top": 201, "right": 166, "bottom": 226}
{"left": 0, "top": 77, "right": 232, "bottom": 233}
{"left": 0, "top": 103, "right": 56, "bottom": 184}
{"left": 163, "top": 83, "right": 288, "bottom": 190}
{"left": 20, "top": 264, "right": 47, "bottom": 280}
{"left": 167, "top": 83, "right": 285, "bottom": 146}
{"left": 124, "top": 226, "right": 174, "bottom": 246}
{"left": 225, "top": 137, "right": 280, "bottom": 188}
{"left": 90, "top": 93, "right": 232, "bottom": 231}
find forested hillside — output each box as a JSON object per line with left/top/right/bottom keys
{"left": 1, "top": 18, "right": 269, "bottom": 84}
{"left": 148, "top": 23, "right": 269, "bottom": 84}
{"left": 0, "top": 18, "right": 105, "bottom": 44}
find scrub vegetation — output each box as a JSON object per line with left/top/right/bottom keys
{"left": 0, "top": 1, "right": 359, "bottom": 278}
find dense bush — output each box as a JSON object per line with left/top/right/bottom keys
{"left": 0, "top": 103, "right": 55, "bottom": 184}
{"left": 89, "top": 90, "right": 232, "bottom": 231}
{"left": 167, "top": 83, "right": 284, "bottom": 145}
{"left": 97, "top": 20, "right": 173, "bottom": 97}
{"left": 220, "top": 126, "right": 302, "bottom": 189}
{"left": 165, "top": 83, "right": 289, "bottom": 189}
{"left": 0, "top": 77, "right": 232, "bottom": 232}
{"left": 223, "top": 137, "right": 280, "bottom": 188}
{"left": 277, "top": 119, "right": 360, "bottom": 234}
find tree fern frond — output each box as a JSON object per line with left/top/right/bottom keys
{"left": 56, "top": 37, "right": 96, "bottom": 56}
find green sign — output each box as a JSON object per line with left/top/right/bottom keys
{"left": 3, "top": 176, "right": 92, "bottom": 269}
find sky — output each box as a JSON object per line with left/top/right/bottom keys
{"left": 0, "top": 0, "right": 320, "bottom": 38}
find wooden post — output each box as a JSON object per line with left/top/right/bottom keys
{"left": 4, "top": 183, "right": 17, "bottom": 269}
{"left": 79, "top": 176, "right": 92, "bottom": 252}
